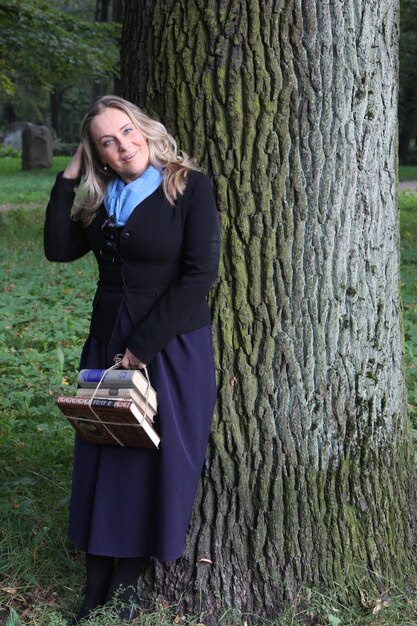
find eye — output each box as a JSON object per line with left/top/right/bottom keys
{"left": 102, "top": 138, "right": 114, "bottom": 147}
{"left": 123, "top": 127, "right": 133, "bottom": 135}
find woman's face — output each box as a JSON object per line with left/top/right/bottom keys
{"left": 90, "top": 107, "right": 150, "bottom": 183}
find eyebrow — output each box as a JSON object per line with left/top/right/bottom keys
{"left": 99, "top": 123, "right": 132, "bottom": 141}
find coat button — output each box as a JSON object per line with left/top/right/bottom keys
{"left": 121, "top": 231, "right": 130, "bottom": 239}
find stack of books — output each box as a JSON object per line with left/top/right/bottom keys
{"left": 55, "top": 368, "right": 160, "bottom": 449}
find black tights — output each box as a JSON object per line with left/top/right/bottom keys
{"left": 74, "top": 553, "right": 149, "bottom": 622}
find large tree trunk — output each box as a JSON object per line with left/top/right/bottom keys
{"left": 112, "top": 0, "right": 124, "bottom": 95}
{"left": 121, "top": 0, "right": 417, "bottom": 621}
{"left": 49, "top": 88, "right": 64, "bottom": 137}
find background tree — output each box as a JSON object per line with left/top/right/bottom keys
{"left": 121, "top": 0, "right": 417, "bottom": 622}
{"left": 399, "top": 0, "right": 417, "bottom": 163}
{"left": 0, "top": 0, "right": 121, "bottom": 141}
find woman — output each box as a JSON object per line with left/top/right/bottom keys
{"left": 44, "top": 95, "right": 220, "bottom": 623}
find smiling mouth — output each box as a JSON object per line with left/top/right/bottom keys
{"left": 122, "top": 151, "right": 138, "bottom": 162}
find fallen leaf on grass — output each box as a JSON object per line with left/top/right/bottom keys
{"left": 372, "top": 599, "right": 390, "bottom": 614}
{"left": 359, "top": 588, "right": 391, "bottom": 614}
{"left": 359, "top": 588, "right": 370, "bottom": 607}
{"left": 0, "top": 586, "right": 17, "bottom": 595}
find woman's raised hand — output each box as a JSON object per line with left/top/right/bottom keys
{"left": 63, "top": 143, "right": 84, "bottom": 180}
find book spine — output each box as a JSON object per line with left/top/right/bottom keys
{"left": 77, "top": 369, "right": 108, "bottom": 383}
{"left": 59, "top": 396, "right": 132, "bottom": 410}
{"left": 92, "top": 398, "right": 131, "bottom": 409}
{"left": 78, "top": 369, "right": 136, "bottom": 384}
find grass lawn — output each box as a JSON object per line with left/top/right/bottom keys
{"left": 399, "top": 165, "right": 417, "bottom": 181}
{"left": 401, "top": 192, "right": 417, "bottom": 429}
{"left": 0, "top": 158, "right": 417, "bottom": 625}
{"left": 0, "top": 157, "right": 71, "bottom": 207}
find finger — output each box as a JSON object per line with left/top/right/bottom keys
{"left": 120, "top": 356, "right": 129, "bottom": 369}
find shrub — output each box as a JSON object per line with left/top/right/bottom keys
{"left": 0, "top": 143, "right": 21, "bottom": 158}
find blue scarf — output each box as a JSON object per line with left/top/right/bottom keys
{"left": 104, "top": 165, "right": 163, "bottom": 226}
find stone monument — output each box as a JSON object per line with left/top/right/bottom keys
{"left": 22, "top": 124, "right": 53, "bottom": 170}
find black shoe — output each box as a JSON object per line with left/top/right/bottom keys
{"left": 114, "top": 586, "right": 140, "bottom": 623}
{"left": 71, "top": 612, "right": 89, "bottom": 624}
{"left": 119, "top": 602, "right": 139, "bottom": 623}
{"left": 71, "top": 598, "right": 103, "bottom": 624}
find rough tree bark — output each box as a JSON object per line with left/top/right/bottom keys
{"left": 121, "top": 0, "right": 417, "bottom": 621}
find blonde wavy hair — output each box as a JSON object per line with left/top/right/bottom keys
{"left": 74, "top": 95, "right": 198, "bottom": 221}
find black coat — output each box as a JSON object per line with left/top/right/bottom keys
{"left": 44, "top": 170, "right": 220, "bottom": 364}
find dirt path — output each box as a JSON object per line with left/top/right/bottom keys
{"left": 0, "top": 202, "right": 41, "bottom": 212}
{"left": 1, "top": 184, "right": 416, "bottom": 214}
{"left": 399, "top": 180, "right": 417, "bottom": 191}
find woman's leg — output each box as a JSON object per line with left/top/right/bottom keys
{"left": 106, "top": 556, "right": 149, "bottom": 619}
{"left": 73, "top": 553, "right": 115, "bottom": 623}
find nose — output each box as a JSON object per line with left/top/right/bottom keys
{"left": 118, "top": 136, "right": 129, "bottom": 152}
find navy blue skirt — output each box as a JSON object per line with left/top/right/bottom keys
{"left": 67, "top": 305, "right": 217, "bottom": 562}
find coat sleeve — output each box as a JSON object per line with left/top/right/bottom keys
{"left": 44, "top": 173, "right": 91, "bottom": 262}
{"left": 126, "top": 172, "right": 220, "bottom": 364}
